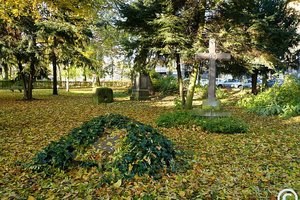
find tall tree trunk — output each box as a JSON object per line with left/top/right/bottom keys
{"left": 176, "top": 53, "right": 185, "bottom": 108}
{"left": 58, "top": 64, "right": 62, "bottom": 81}
{"left": 17, "top": 35, "right": 36, "bottom": 101}
{"left": 3, "top": 63, "right": 9, "bottom": 80}
{"left": 18, "top": 60, "right": 34, "bottom": 100}
{"left": 199, "top": 0, "right": 207, "bottom": 28}
{"left": 52, "top": 36, "right": 58, "bottom": 95}
{"left": 18, "top": 60, "right": 28, "bottom": 99}
{"left": 145, "top": 72, "right": 154, "bottom": 95}
{"left": 83, "top": 66, "right": 87, "bottom": 82}
{"left": 66, "top": 65, "right": 70, "bottom": 92}
{"left": 251, "top": 69, "right": 258, "bottom": 95}
{"left": 96, "top": 76, "right": 101, "bottom": 86}
{"left": 27, "top": 56, "right": 36, "bottom": 100}
{"left": 197, "top": 62, "right": 202, "bottom": 85}
{"left": 26, "top": 35, "right": 37, "bottom": 100}
{"left": 9, "top": 65, "right": 12, "bottom": 79}
{"left": 185, "top": 64, "right": 199, "bottom": 110}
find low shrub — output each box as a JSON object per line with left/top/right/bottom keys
{"left": 156, "top": 111, "right": 248, "bottom": 133}
{"left": 152, "top": 75, "right": 178, "bottom": 95}
{"left": 196, "top": 117, "right": 249, "bottom": 133}
{"left": 156, "top": 111, "right": 196, "bottom": 128}
{"left": 31, "top": 114, "right": 176, "bottom": 180}
{"left": 238, "top": 76, "right": 300, "bottom": 118}
{"left": 195, "top": 85, "right": 229, "bottom": 99}
{"left": 195, "top": 85, "right": 208, "bottom": 99}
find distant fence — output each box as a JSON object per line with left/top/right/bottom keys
{"left": 0, "top": 80, "right": 132, "bottom": 90}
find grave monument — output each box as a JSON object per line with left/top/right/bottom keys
{"left": 195, "top": 38, "right": 231, "bottom": 110}
{"left": 130, "top": 73, "right": 152, "bottom": 100}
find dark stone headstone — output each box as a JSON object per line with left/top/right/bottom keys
{"left": 130, "top": 73, "right": 151, "bottom": 100}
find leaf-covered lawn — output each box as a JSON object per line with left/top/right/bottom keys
{"left": 0, "top": 89, "right": 299, "bottom": 199}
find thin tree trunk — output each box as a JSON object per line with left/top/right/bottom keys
{"left": 199, "top": 0, "right": 207, "bottom": 28}
{"left": 52, "top": 36, "right": 58, "bottom": 95}
{"left": 18, "top": 59, "right": 35, "bottom": 100}
{"left": 26, "top": 35, "right": 37, "bottom": 100}
{"left": 197, "top": 62, "right": 202, "bottom": 85}
{"left": 176, "top": 53, "right": 185, "bottom": 108}
{"left": 9, "top": 65, "right": 12, "bottom": 79}
{"left": 27, "top": 58, "right": 36, "bottom": 100}
{"left": 3, "top": 63, "right": 9, "bottom": 80}
{"left": 251, "top": 69, "right": 258, "bottom": 95}
{"left": 18, "top": 61, "right": 28, "bottom": 99}
{"left": 96, "top": 76, "right": 101, "bottom": 86}
{"left": 145, "top": 72, "right": 154, "bottom": 95}
{"left": 185, "top": 64, "right": 199, "bottom": 110}
{"left": 66, "top": 66, "right": 70, "bottom": 92}
{"left": 83, "top": 66, "right": 87, "bottom": 82}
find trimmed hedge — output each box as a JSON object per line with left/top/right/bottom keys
{"left": 31, "top": 114, "right": 176, "bottom": 179}
{"left": 156, "top": 111, "right": 248, "bottom": 134}
{"left": 156, "top": 111, "right": 196, "bottom": 128}
{"left": 196, "top": 117, "right": 248, "bottom": 133}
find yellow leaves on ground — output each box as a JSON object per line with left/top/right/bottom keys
{"left": 113, "top": 179, "right": 122, "bottom": 188}
{"left": 0, "top": 89, "right": 299, "bottom": 199}
{"left": 27, "top": 196, "right": 35, "bottom": 200}
{"left": 178, "top": 190, "right": 186, "bottom": 198}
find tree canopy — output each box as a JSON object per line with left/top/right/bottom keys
{"left": 0, "top": 0, "right": 116, "bottom": 99}
{"left": 116, "top": 0, "right": 299, "bottom": 99}
{"left": 0, "top": 0, "right": 299, "bottom": 100}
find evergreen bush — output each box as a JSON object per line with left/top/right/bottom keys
{"left": 156, "top": 111, "right": 196, "bottom": 128}
{"left": 196, "top": 117, "right": 248, "bottom": 133}
{"left": 152, "top": 75, "right": 178, "bottom": 95}
{"left": 156, "top": 111, "right": 248, "bottom": 133}
{"left": 238, "top": 76, "right": 300, "bottom": 118}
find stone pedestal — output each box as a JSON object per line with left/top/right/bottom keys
{"left": 202, "top": 98, "right": 221, "bottom": 111}
{"left": 196, "top": 99, "right": 231, "bottom": 117}
{"left": 130, "top": 73, "right": 151, "bottom": 101}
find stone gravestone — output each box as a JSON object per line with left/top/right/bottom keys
{"left": 195, "top": 38, "right": 231, "bottom": 110}
{"left": 130, "top": 73, "right": 151, "bottom": 100}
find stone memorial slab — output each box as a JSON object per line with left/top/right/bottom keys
{"left": 130, "top": 73, "right": 151, "bottom": 100}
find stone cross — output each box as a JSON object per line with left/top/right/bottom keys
{"left": 195, "top": 39, "right": 231, "bottom": 106}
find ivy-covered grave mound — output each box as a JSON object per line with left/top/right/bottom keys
{"left": 31, "top": 114, "right": 176, "bottom": 179}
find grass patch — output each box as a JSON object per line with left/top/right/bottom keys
{"left": 113, "top": 91, "right": 129, "bottom": 98}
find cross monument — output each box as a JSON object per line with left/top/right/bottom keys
{"left": 195, "top": 38, "right": 231, "bottom": 110}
